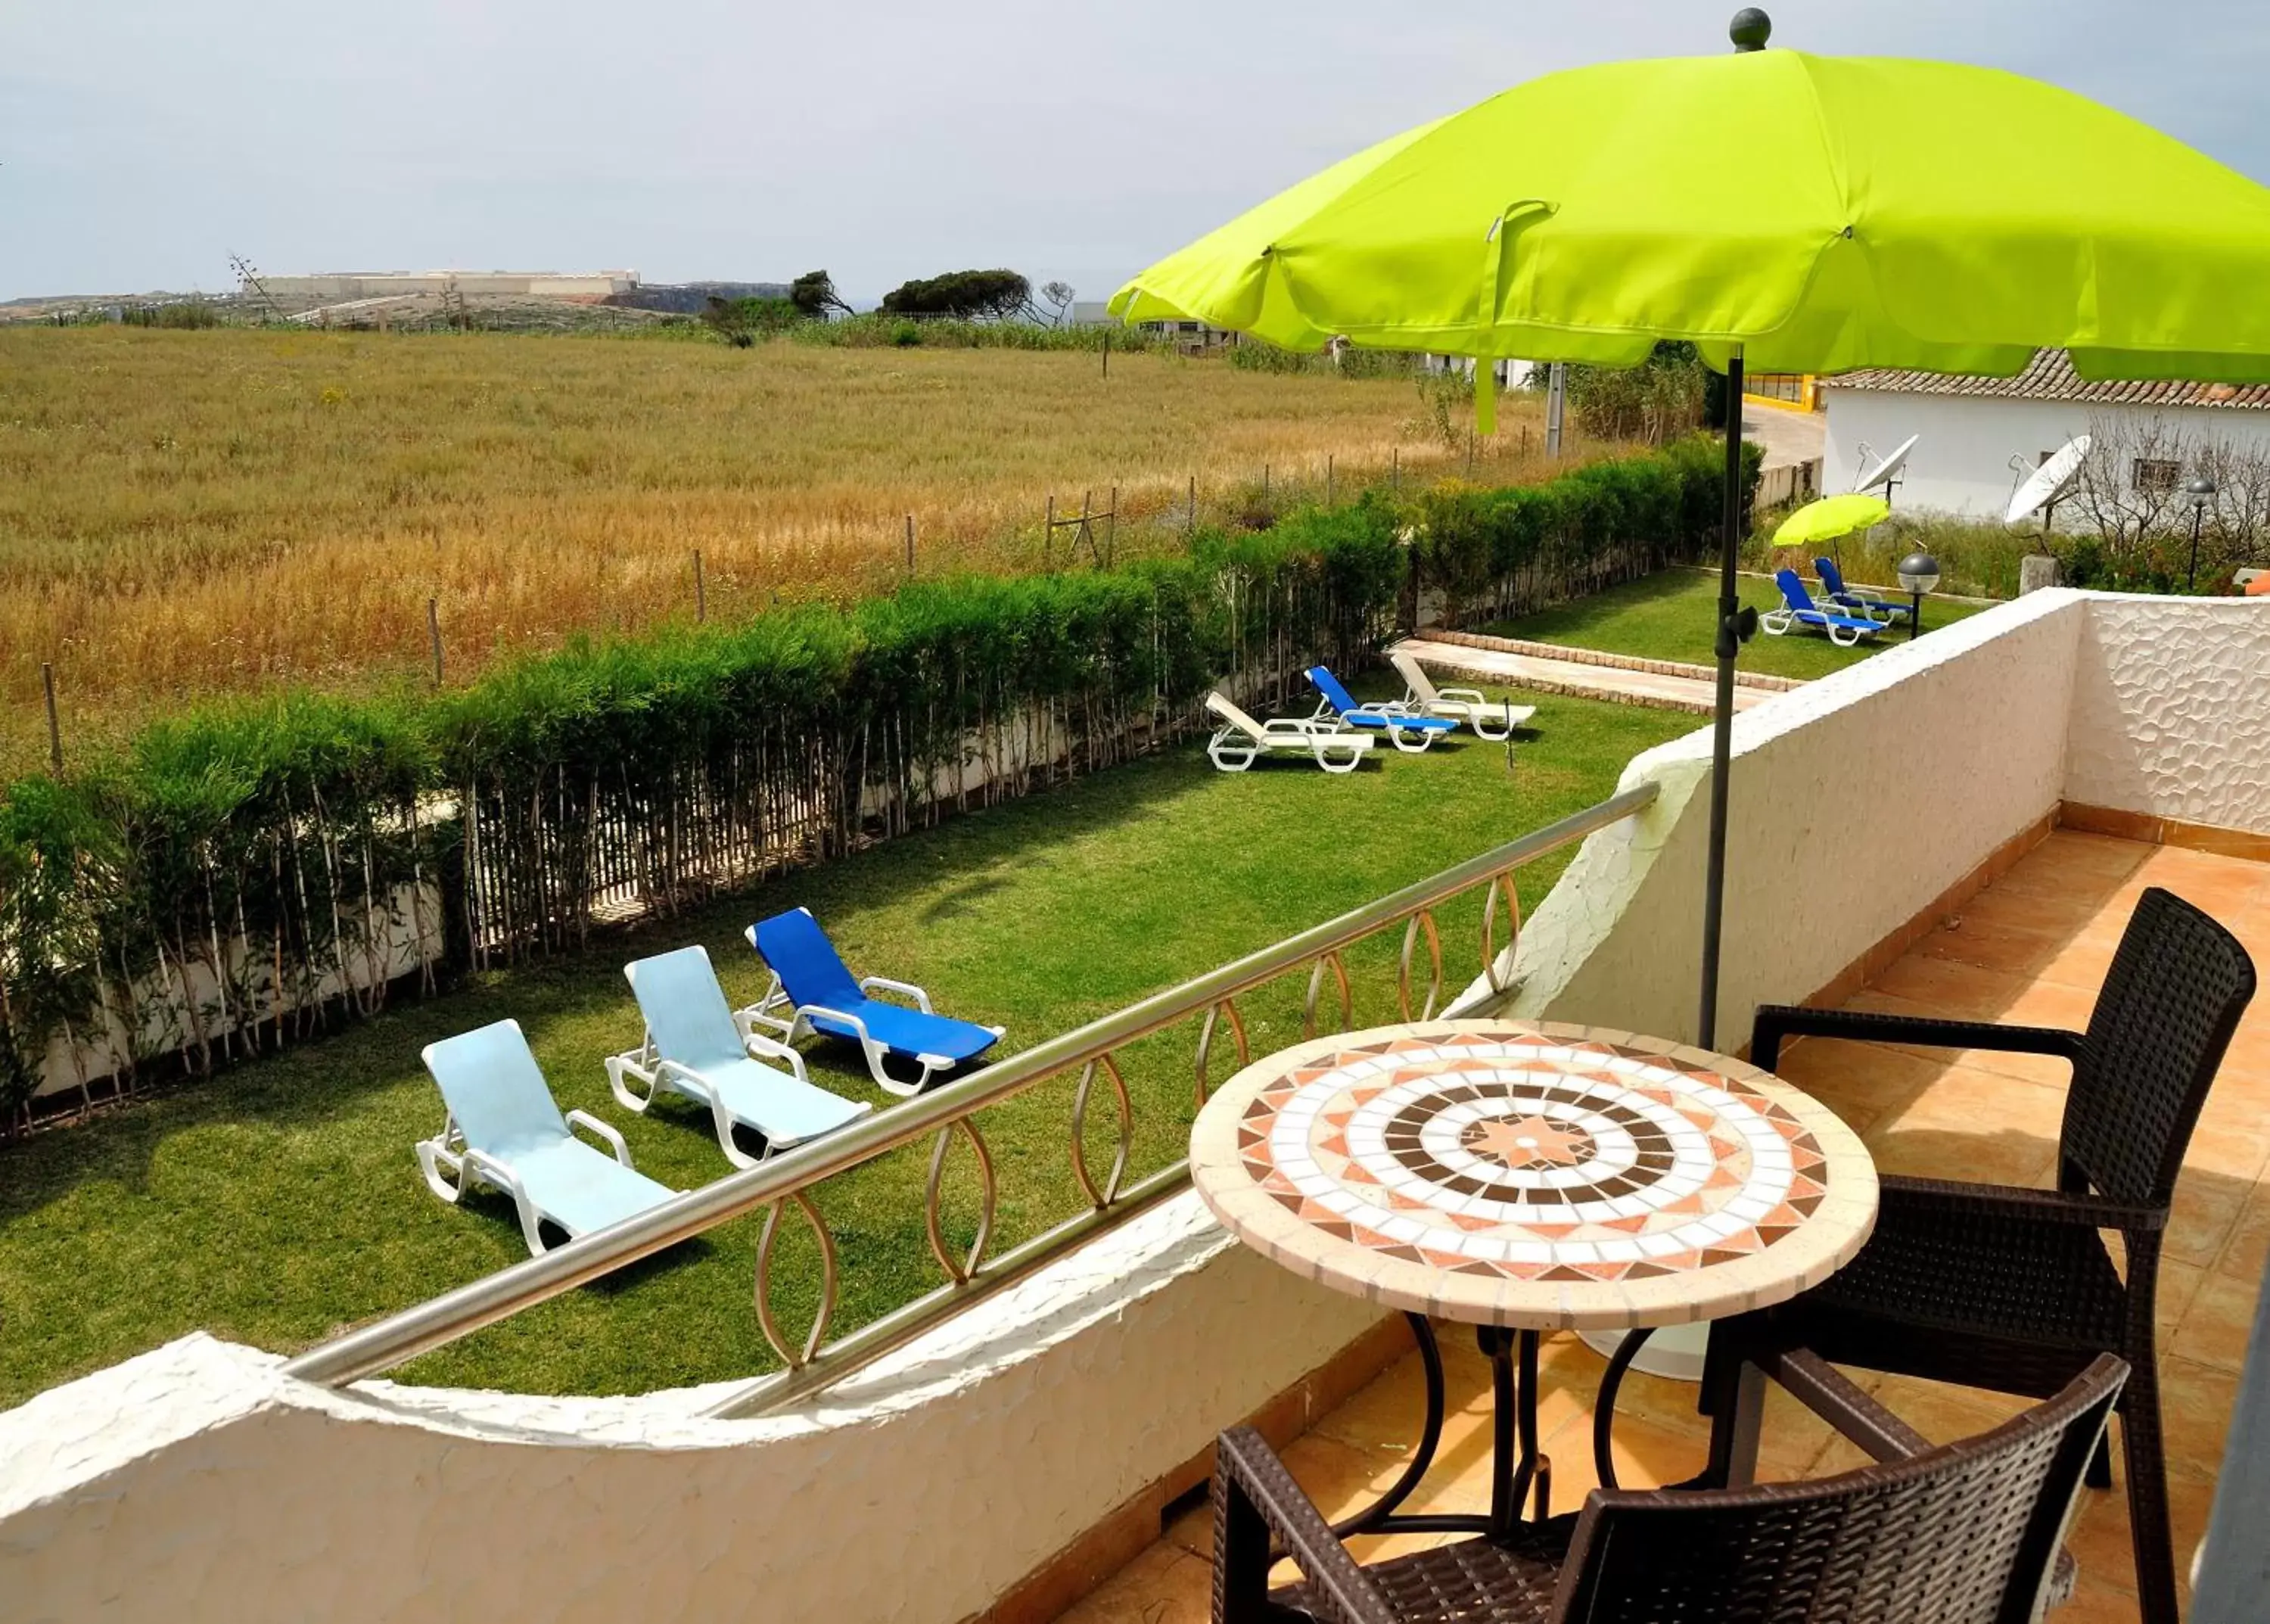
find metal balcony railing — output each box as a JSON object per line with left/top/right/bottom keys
{"left": 281, "top": 782, "right": 1659, "bottom": 1414}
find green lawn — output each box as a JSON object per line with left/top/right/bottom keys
{"left": 0, "top": 679, "right": 1691, "bottom": 1407}
{"left": 1485, "top": 567, "right": 1992, "bottom": 682}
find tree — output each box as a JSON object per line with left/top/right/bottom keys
{"left": 790, "top": 270, "right": 851, "bottom": 319}
{"left": 1040, "top": 281, "right": 1076, "bottom": 327}
{"left": 878, "top": 269, "right": 1033, "bottom": 321}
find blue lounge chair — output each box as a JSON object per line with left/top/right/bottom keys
{"left": 1304, "top": 664, "right": 1460, "bottom": 753}
{"left": 612, "top": 944, "right": 872, "bottom": 1166}
{"left": 742, "top": 907, "right": 1004, "bottom": 1097}
{"left": 1762, "top": 568, "right": 1891, "bottom": 648}
{"left": 1815, "top": 556, "right": 1913, "bottom": 625}
{"left": 417, "top": 1019, "right": 679, "bottom": 1256}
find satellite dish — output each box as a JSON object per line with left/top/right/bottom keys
{"left": 2005, "top": 434, "right": 2092, "bottom": 527}
{"left": 1854, "top": 434, "right": 1918, "bottom": 494}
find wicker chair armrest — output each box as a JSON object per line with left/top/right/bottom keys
{"left": 1764, "top": 1348, "right": 1933, "bottom": 1462}
{"left": 1214, "top": 1426, "right": 1398, "bottom": 1624}
{"left": 1751, "top": 1003, "right": 2088, "bottom": 1073}
{"left": 1880, "top": 1173, "right": 2167, "bottom": 1232}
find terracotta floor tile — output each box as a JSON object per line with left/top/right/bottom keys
{"left": 1839, "top": 990, "right": 2082, "bottom": 1088}
{"left": 1053, "top": 1539, "right": 1214, "bottom": 1624}
{"left": 1768, "top": 1038, "right": 1948, "bottom": 1134}
{"left": 2166, "top": 1172, "right": 2253, "bottom": 1270}
{"left": 2171, "top": 1268, "right": 2265, "bottom": 1374}
{"left": 1958, "top": 877, "right": 2123, "bottom": 935}
{"left": 2015, "top": 830, "right": 2154, "bottom": 885}
{"left": 1309, "top": 1336, "right": 1494, "bottom": 1459}
{"left": 2066, "top": 1464, "right": 2218, "bottom": 1610}
{"left": 2153, "top": 1258, "right": 2208, "bottom": 1348}
{"left": 2158, "top": 1355, "right": 2240, "bottom": 1485}
{"left": 2214, "top": 1184, "right": 2270, "bottom": 1283}
{"left": 1536, "top": 1405, "right": 1714, "bottom": 1506}
{"left": 1886, "top": 1064, "right": 2069, "bottom": 1143}
{"left": 2032, "top": 922, "right": 2129, "bottom": 993}
{"left": 1867, "top": 1373, "right": 2035, "bottom": 1445}
{"left": 2052, "top": 1574, "right": 2144, "bottom": 1622}
{"left": 1867, "top": 1123, "right": 2060, "bottom": 1188}
{"left": 1914, "top": 916, "right": 2059, "bottom": 979}
{"left": 1869, "top": 954, "right": 2033, "bottom": 1021}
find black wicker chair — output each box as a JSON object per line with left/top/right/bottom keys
{"left": 1741, "top": 883, "right": 2256, "bottom": 1624}
{"left": 1212, "top": 1348, "right": 2126, "bottom": 1623}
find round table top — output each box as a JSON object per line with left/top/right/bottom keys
{"left": 1190, "top": 1019, "right": 1878, "bottom": 1332}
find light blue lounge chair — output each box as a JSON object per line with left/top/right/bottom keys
{"left": 1762, "top": 568, "right": 1892, "bottom": 648}
{"left": 417, "top": 1019, "right": 679, "bottom": 1256}
{"left": 1305, "top": 664, "right": 1460, "bottom": 753}
{"left": 1815, "top": 556, "right": 1912, "bottom": 626}
{"left": 611, "top": 944, "right": 872, "bottom": 1166}
{"left": 742, "top": 907, "right": 1004, "bottom": 1097}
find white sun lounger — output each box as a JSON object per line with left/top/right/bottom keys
{"left": 417, "top": 1019, "right": 679, "bottom": 1257}
{"left": 1388, "top": 651, "right": 1537, "bottom": 742}
{"left": 1204, "top": 691, "right": 1375, "bottom": 774}
{"left": 611, "top": 944, "right": 872, "bottom": 1168}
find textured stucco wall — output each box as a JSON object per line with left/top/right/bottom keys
{"left": 2066, "top": 594, "right": 2270, "bottom": 832}
{"left": 0, "top": 1193, "right": 1381, "bottom": 1624}
{"left": 1499, "top": 590, "right": 2088, "bottom": 1044}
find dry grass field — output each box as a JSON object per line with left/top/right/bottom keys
{"left": 0, "top": 328, "right": 1559, "bottom": 775}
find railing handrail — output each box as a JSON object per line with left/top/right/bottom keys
{"left": 281, "top": 780, "right": 1659, "bottom": 1389}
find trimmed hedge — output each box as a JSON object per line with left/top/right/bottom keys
{"left": 0, "top": 438, "right": 1743, "bottom": 1128}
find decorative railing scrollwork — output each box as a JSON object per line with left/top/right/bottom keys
{"left": 1481, "top": 872, "right": 1523, "bottom": 994}
{"left": 754, "top": 1193, "right": 838, "bottom": 1369}
{"left": 1398, "top": 909, "right": 1445, "bottom": 1022}
{"left": 1070, "top": 1053, "right": 1134, "bottom": 1211}
{"left": 925, "top": 1118, "right": 997, "bottom": 1286}
{"left": 1195, "top": 997, "right": 1251, "bottom": 1106}
{"left": 1303, "top": 951, "right": 1353, "bottom": 1040}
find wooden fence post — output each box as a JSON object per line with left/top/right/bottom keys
{"left": 1107, "top": 485, "right": 1118, "bottom": 565}
{"left": 1102, "top": 328, "right": 1110, "bottom": 378}
{"left": 1188, "top": 474, "right": 1197, "bottom": 535}
{"left": 1392, "top": 447, "right": 1400, "bottom": 493}
{"left": 41, "top": 662, "right": 61, "bottom": 773}
{"left": 1326, "top": 454, "right": 1335, "bottom": 506}
{"left": 428, "top": 599, "right": 443, "bottom": 686}
{"left": 905, "top": 513, "right": 916, "bottom": 574}
{"left": 1044, "top": 493, "right": 1054, "bottom": 567}
{"left": 1263, "top": 463, "right": 1270, "bottom": 502}
{"left": 694, "top": 549, "right": 706, "bottom": 622}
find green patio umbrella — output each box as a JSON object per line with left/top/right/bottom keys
{"left": 1112, "top": 8, "right": 2270, "bottom": 1065}
{"left": 1771, "top": 493, "right": 1891, "bottom": 551}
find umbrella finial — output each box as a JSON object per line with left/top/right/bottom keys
{"left": 1730, "top": 8, "right": 1772, "bottom": 50}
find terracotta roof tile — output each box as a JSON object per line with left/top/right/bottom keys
{"left": 1822, "top": 349, "right": 2270, "bottom": 411}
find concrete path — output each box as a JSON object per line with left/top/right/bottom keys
{"left": 1394, "top": 636, "right": 1777, "bottom": 717}
{"left": 1743, "top": 400, "right": 1824, "bottom": 472}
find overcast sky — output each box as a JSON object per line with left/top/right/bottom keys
{"left": 4, "top": 0, "right": 2264, "bottom": 303}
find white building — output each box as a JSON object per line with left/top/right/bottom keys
{"left": 1822, "top": 350, "right": 2270, "bottom": 518}
{"left": 259, "top": 270, "right": 640, "bottom": 300}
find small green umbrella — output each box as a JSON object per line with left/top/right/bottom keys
{"left": 1772, "top": 493, "right": 1892, "bottom": 551}
{"left": 1112, "top": 8, "right": 2270, "bottom": 1100}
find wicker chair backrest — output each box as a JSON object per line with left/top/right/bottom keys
{"left": 1552, "top": 1355, "right": 2125, "bottom": 1624}
{"left": 2068, "top": 886, "right": 2256, "bottom": 1206}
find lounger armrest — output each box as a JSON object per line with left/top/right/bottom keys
{"left": 858, "top": 975, "right": 934, "bottom": 1013}
{"left": 654, "top": 1057, "right": 726, "bottom": 1102}
{"left": 795, "top": 1002, "right": 875, "bottom": 1045}
{"left": 565, "top": 1109, "right": 635, "bottom": 1167}
{"left": 1750, "top": 1003, "right": 2089, "bottom": 1074}
{"left": 1261, "top": 718, "right": 1324, "bottom": 737}
{"left": 461, "top": 1146, "right": 532, "bottom": 1202}
{"left": 1878, "top": 1174, "right": 2167, "bottom": 1233}
{"left": 1434, "top": 684, "right": 1489, "bottom": 705}
{"left": 739, "top": 1029, "right": 812, "bottom": 1081}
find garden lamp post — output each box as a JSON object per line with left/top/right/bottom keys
{"left": 1897, "top": 551, "right": 1940, "bottom": 639}
{"left": 2184, "top": 474, "right": 2218, "bottom": 591}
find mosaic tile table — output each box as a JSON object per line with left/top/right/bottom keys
{"left": 1191, "top": 1020, "right": 1877, "bottom": 1534}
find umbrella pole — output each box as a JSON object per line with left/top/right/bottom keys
{"left": 1698, "top": 348, "right": 1744, "bottom": 1050}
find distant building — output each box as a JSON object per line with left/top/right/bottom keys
{"left": 260, "top": 270, "right": 640, "bottom": 301}
{"left": 1823, "top": 350, "right": 2270, "bottom": 518}
{"left": 1071, "top": 300, "right": 1236, "bottom": 350}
